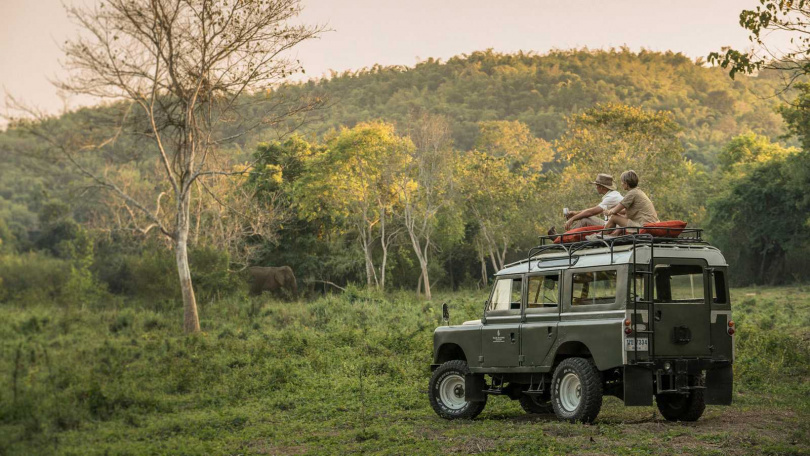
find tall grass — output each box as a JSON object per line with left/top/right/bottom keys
{"left": 0, "top": 286, "right": 807, "bottom": 454}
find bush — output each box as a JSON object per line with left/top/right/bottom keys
{"left": 0, "top": 252, "right": 104, "bottom": 307}
{"left": 734, "top": 325, "right": 810, "bottom": 387}
{"left": 0, "top": 252, "right": 71, "bottom": 304}
{"left": 94, "top": 245, "right": 242, "bottom": 303}
{"left": 190, "top": 246, "right": 241, "bottom": 301}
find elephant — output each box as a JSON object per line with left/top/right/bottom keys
{"left": 248, "top": 266, "right": 298, "bottom": 298}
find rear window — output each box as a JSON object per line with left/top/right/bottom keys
{"left": 571, "top": 270, "right": 617, "bottom": 305}
{"left": 654, "top": 264, "right": 704, "bottom": 303}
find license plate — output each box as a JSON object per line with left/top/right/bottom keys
{"left": 625, "top": 338, "right": 649, "bottom": 351}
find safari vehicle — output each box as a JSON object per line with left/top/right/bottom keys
{"left": 428, "top": 229, "right": 734, "bottom": 423}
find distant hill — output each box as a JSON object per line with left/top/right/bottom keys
{"left": 276, "top": 48, "right": 792, "bottom": 165}
{"left": 0, "top": 48, "right": 796, "bottom": 251}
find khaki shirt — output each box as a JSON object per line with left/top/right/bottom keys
{"left": 621, "top": 188, "right": 659, "bottom": 225}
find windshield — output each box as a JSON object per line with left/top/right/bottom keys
{"left": 488, "top": 277, "right": 521, "bottom": 311}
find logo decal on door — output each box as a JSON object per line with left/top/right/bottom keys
{"left": 492, "top": 329, "right": 506, "bottom": 343}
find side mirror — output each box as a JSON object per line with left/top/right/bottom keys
{"left": 441, "top": 303, "right": 450, "bottom": 325}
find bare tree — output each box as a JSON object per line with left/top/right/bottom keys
{"left": 401, "top": 112, "right": 454, "bottom": 300}
{"left": 16, "top": 0, "right": 323, "bottom": 332}
{"left": 195, "top": 173, "right": 289, "bottom": 268}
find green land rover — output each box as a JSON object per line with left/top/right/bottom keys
{"left": 428, "top": 230, "right": 734, "bottom": 423}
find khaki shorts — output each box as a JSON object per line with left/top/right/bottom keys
{"left": 571, "top": 216, "right": 606, "bottom": 229}
{"left": 624, "top": 219, "right": 643, "bottom": 228}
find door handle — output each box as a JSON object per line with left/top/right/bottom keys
{"left": 547, "top": 326, "right": 553, "bottom": 338}
{"left": 510, "top": 332, "right": 516, "bottom": 343}
{"left": 655, "top": 310, "right": 662, "bottom": 321}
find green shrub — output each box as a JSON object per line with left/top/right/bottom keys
{"left": 735, "top": 324, "right": 810, "bottom": 387}
{"left": 189, "top": 246, "right": 241, "bottom": 301}
{"left": 93, "top": 245, "right": 242, "bottom": 303}
{"left": 0, "top": 252, "right": 106, "bottom": 308}
{"left": 0, "top": 252, "right": 71, "bottom": 304}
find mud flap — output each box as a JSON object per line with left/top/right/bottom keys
{"left": 464, "top": 374, "right": 486, "bottom": 402}
{"left": 624, "top": 366, "right": 653, "bottom": 406}
{"left": 705, "top": 365, "right": 733, "bottom": 405}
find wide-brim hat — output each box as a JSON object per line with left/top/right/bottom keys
{"left": 592, "top": 173, "right": 616, "bottom": 190}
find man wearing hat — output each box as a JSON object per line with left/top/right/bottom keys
{"left": 548, "top": 173, "right": 623, "bottom": 235}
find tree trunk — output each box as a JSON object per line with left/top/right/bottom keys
{"left": 176, "top": 196, "right": 200, "bottom": 333}
{"left": 379, "top": 207, "right": 388, "bottom": 290}
{"left": 421, "top": 262, "right": 432, "bottom": 300}
{"left": 364, "top": 245, "right": 375, "bottom": 288}
{"left": 479, "top": 245, "right": 488, "bottom": 288}
{"left": 416, "top": 271, "right": 423, "bottom": 296}
{"left": 359, "top": 217, "right": 377, "bottom": 288}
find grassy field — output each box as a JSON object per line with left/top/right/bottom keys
{"left": 0, "top": 285, "right": 808, "bottom": 455}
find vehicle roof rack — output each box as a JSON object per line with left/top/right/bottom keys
{"left": 520, "top": 227, "right": 707, "bottom": 272}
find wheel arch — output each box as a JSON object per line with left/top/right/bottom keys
{"left": 546, "top": 326, "right": 625, "bottom": 372}
{"left": 435, "top": 343, "right": 467, "bottom": 364}
{"left": 552, "top": 341, "right": 593, "bottom": 365}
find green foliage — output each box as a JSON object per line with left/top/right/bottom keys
{"left": 88, "top": 244, "right": 240, "bottom": 305}
{"left": 189, "top": 246, "right": 242, "bottom": 301}
{"left": 778, "top": 82, "right": 810, "bottom": 151}
{"left": 0, "top": 252, "right": 105, "bottom": 307}
{"left": 708, "top": 1, "right": 810, "bottom": 79}
{"left": 0, "top": 287, "right": 807, "bottom": 454}
{"left": 474, "top": 120, "right": 553, "bottom": 172}
{"left": 554, "top": 103, "right": 700, "bottom": 224}
{"left": 276, "top": 49, "right": 790, "bottom": 164}
{"left": 707, "top": 148, "right": 810, "bottom": 285}
{"left": 718, "top": 131, "right": 795, "bottom": 170}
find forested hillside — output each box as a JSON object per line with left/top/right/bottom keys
{"left": 274, "top": 49, "right": 792, "bottom": 164}
{"left": 1, "top": 48, "right": 808, "bottom": 303}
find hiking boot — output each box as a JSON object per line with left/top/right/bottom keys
{"left": 547, "top": 226, "right": 558, "bottom": 236}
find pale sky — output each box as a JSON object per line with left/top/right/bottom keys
{"left": 1, "top": 0, "right": 761, "bottom": 121}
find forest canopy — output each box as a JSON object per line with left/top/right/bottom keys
{"left": 1, "top": 48, "right": 808, "bottom": 307}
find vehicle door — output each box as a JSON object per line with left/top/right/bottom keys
{"left": 520, "top": 272, "right": 560, "bottom": 369}
{"left": 481, "top": 275, "right": 523, "bottom": 367}
{"left": 651, "top": 259, "right": 712, "bottom": 357}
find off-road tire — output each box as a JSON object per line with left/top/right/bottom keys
{"left": 519, "top": 394, "right": 554, "bottom": 414}
{"left": 656, "top": 389, "right": 705, "bottom": 422}
{"left": 428, "top": 360, "right": 487, "bottom": 420}
{"left": 550, "top": 357, "right": 603, "bottom": 423}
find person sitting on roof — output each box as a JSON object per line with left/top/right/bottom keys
{"left": 548, "top": 173, "right": 623, "bottom": 236}
{"left": 597, "top": 170, "right": 659, "bottom": 238}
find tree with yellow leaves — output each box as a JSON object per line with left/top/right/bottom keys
{"left": 296, "top": 122, "right": 412, "bottom": 289}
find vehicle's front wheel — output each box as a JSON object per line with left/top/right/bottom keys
{"left": 550, "top": 357, "right": 603, "bottom": 423}
{"left": 428, "top": 360, "right": 487, "bottom": 420}
{"left": 656, "top": 389, "right": 705, "bottom": 422}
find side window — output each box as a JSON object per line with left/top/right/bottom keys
{"left": 488, "top": 277, "right": 522, "bottom": 312}
{"left": 713, "top": 271, "right": 727, "bottom": 304}
{"left": 572, "top": 270, "right": 617, "bottom": 305}
{"left": 527, "top": 274, "right": 559, "bottom": 311}
{"left": 633, "top": 273, "right": 647, "bottom": 302}
{"left": 654, "top": 264, "right": 704, "bottom": 303}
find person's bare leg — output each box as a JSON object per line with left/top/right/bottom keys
{"left": 607, "top": 215, "right": 632, "bottom": 236}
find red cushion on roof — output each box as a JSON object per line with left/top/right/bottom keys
{"left": 639, "top": 220, "right": 687, "bottom": 237}
{"left": 553, "top": 226, "right": 603, "bottom": 244}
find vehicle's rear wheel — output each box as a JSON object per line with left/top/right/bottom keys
{"left": 656, "top": 389, "right": 705, "bottom": 422}
{"left": 550, "top": 358, "right": 603, "bottom": 423}
{"left": 519, "top": 394, "right": 554, "bottom": 414}
{"left": 428, "top": 360, "right": 487, "bottom": 420}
